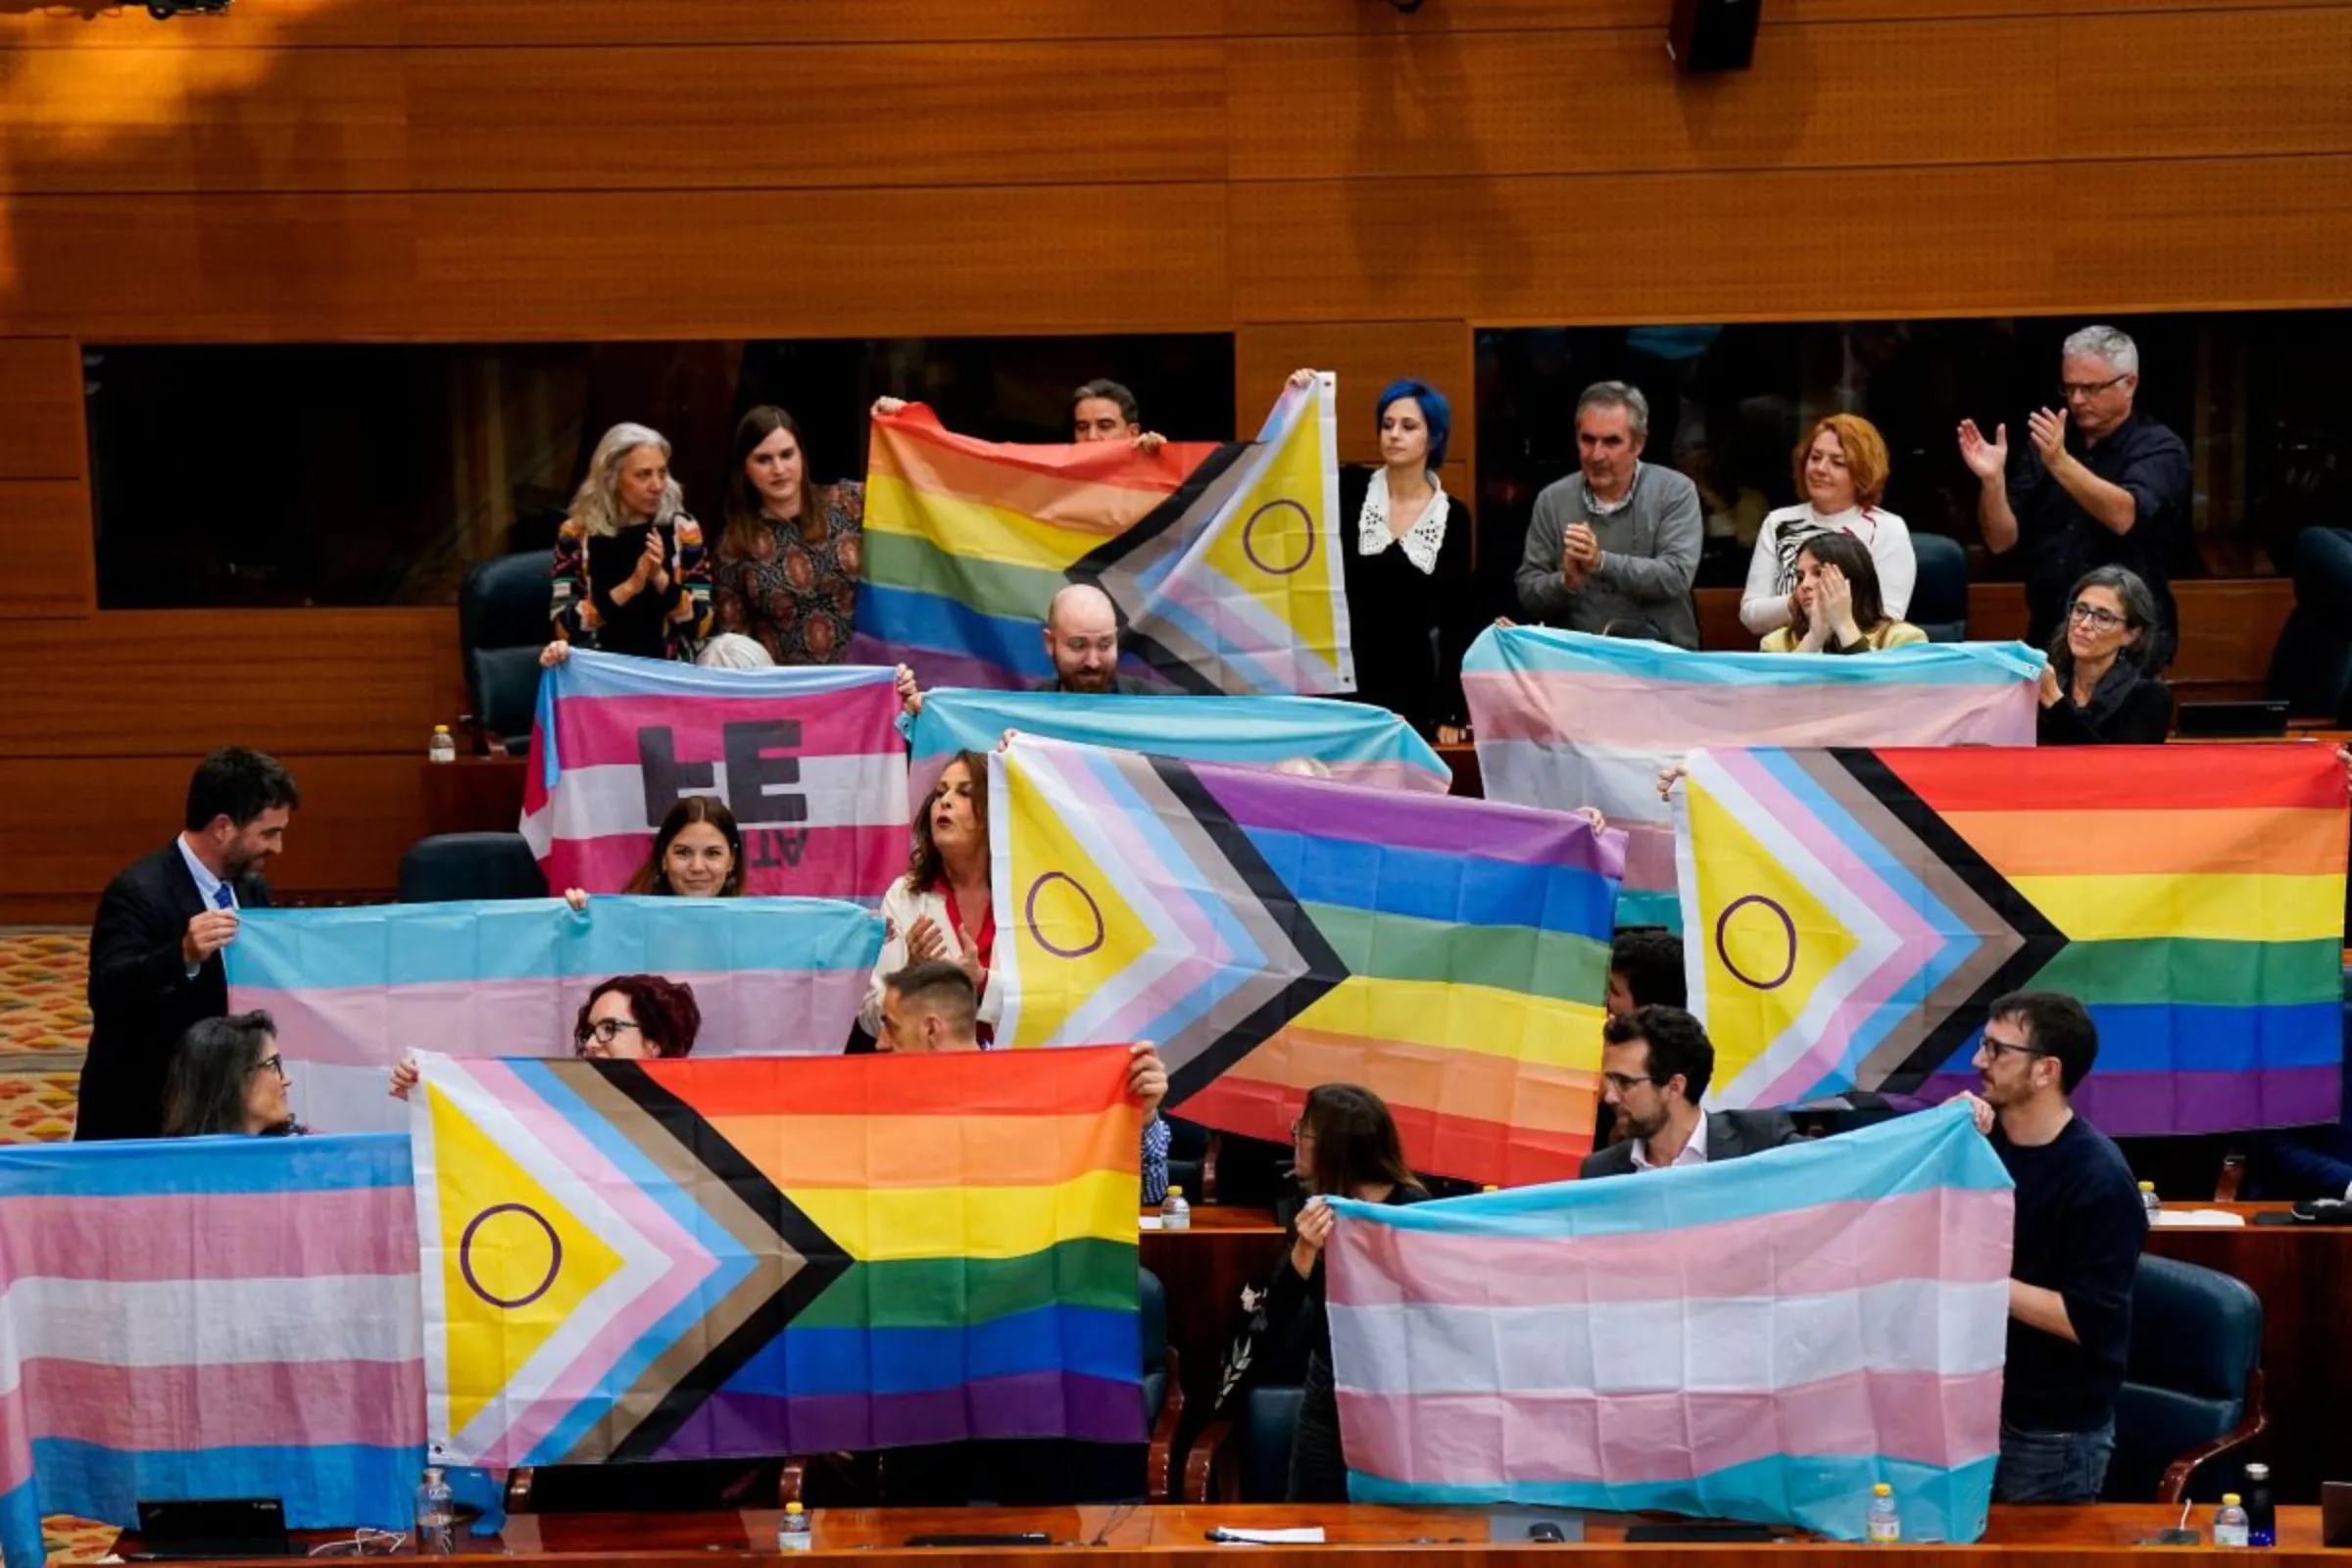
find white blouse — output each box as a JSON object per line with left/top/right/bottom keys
{"left": 859, "top": 879, "right": 1004, "bottom": 1037}
{"left": 1740, "top": 504, "right": 1917, "bottom": 635}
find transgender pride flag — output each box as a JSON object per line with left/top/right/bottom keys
{"left": 1461, "top": 628, "right": 2041, "bottom": 928}
{"left": 1325, "top": 1103, "right": 2014, "bottom": 1543}
{"left": 521, "top": 651, "right": 909, "bottom": 902}
{"left": 0, "top": 1135, "right": 425, "bottom": 1568}
{"left": 228, "top": 898, "right": 884, "bottom": 1135}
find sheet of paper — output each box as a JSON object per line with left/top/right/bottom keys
{"left": 1139, "top": 1214, "right": 1164, "bottom": 1230}
{"left": 1213, "top": 1527, "right": 1326, "bottom": 1544}
{"left": 2153, "top": 1209, "right": 2247, "bottom": 1227}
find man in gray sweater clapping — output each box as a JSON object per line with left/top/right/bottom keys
{"left": 1514, "top": 381, "right": 1703, "bottom": 649}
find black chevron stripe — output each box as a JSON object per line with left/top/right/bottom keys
{"left": 590, "top": 1060, "right": 852, "bottom": 1462}
{"left": 1828, "top": 749, "right": 2071, "bottom": 1091}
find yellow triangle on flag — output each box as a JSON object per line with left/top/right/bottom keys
{"left": 1197, "top": 397, "right": 1338, "bottom": 660}
{"left": 427, "top": 1083, "right": 630, "bottom": 1439}
{"left": 1689, "top": 778, "right": 1861, "bottom": 1090}
{"left": 1003, "top": 760, "right": 1158, "bottom": 1047}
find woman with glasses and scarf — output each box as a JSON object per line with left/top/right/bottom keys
{"left": 164, "top": 1010, "right": 304, "bottom": 1136}
{"left": 388, "top": 973, "right": 701, "bottom": 1100}
{"left": 2037, "top": 565, "right": 2172, "bottom": 745}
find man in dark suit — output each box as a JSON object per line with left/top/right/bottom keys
{"left": 78, "top": 748, "right": 300, "bottom": 1142}
{"left": 1579, "top": 1004, "right": 1799, "bottom": 1179}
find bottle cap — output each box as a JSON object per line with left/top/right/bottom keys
{"left": 423, "top": 1466, "right": 445, "bottom": 1483}
{"left": 1873, "top": 1484, "right": 1891, "bottom": 1496}
{"left": 2245, "top": 1464, "right": 2270, "bottom": 1479}
{"left": 1167, "top": 1186, "right": 1184, "bottom": 1196}
{"left": 2137, "top": 1181, "right": 2155, "bottom": 1192}
{"left": 433, "top": 724, "right": 451, "bottom": 733}
{"left": 1482, "top": 1185, "right": 1499, "bottom": 1193}
{"left": 785, "top": 1502, "right": 805, "bottom": 1516}
{"left": 2224, "top": 1494, "right": 2242, "bottom": 1506}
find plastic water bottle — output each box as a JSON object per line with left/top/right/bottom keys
{"left": 2139, "top": 1181, "right": 2162, "bottom": 1224}
{"left": 2215, "top": 1494, "right": 2250, "bottom": 1547}
{"left": 1865, "top": 1483, "right": 1900, "bottom": 1544}
{"left": 1160, "top": 1185, "right": 1191, "bottom": 1231}
{"left": 415, "top": 1466, "right": 456, "bottom": 1555}
{"left": 2243, "top": 1465, "right": 2276, "bottom": 1546}
{"left": 778, "top": 1501, "right": 811, "bottom": 1551}
{"left": 427, "top": 724, "right": 457, "bottom": 764}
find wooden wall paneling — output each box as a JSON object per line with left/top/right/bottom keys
{"left": 0, "top": 609, "right": 464, "bottom": 757}
{"left": 1231, "top": 163, "right": 2061, "bottom": 328}
{"left": 2059, "top": 8, "right": 2352, "bottom": 161}
{"left": 403, "top": 42, "right": 1226, "bottom": 192}
{"left": 1235, "top": 320, "right": 1472, "bottom": 460}
{"left": 0, "top": 45, "right": 410, "bottom": 194}
{"left": 394, "top": 0, "right": 1228, "bottom": 46}
{"left": 0, "top": 193, "right": 421, "bottom": 338}
{"left": 1227, "top": 20, "right": 2056, "bottom": 183}
{"left": 0, "top": 752, "right": 433, "bottom": 906}
{"left": 2052, "top": 155, "right": 2352, "bottom": 314}
{"left": 0, "top": 338, "right": 85, "bottom": 478}
{"left": 0, "top": 478, "right": 95, "bottom": 617}
{"left": 408, "top": 185, "right": 1233, "bottom": 340}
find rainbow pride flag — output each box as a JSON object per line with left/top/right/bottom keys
{"left": 1461, "top": 627, "right": 2041, "bottom": 927}
{"left": 853, "top": 378, "right": 1349, "bottom": 696}
{"left": 0, "top": 1135, "right": 426, "bottom": 1568}
{"left": 992, "top": 737, "right": 1618, "bottom": 1185}
{"left": 520, "top": 650, "right": 908, "bottom": 901}
{"left": 227, "top": 898, "right": 884, "bottom": 1135}
{"left": 1327, "top": 1103, "right": 2012, "bottom": 1540}
{"left": 1677, "top": 745, "right": 2348, "bottom": 1133}
{"left": 908, "top": 686, "right": 1449, "bottom": 800}
{"left": 412, "top": 1045, "right": 1144, "bottom": 1466}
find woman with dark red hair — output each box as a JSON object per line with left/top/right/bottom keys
{"left": 388, "top": 973, "right": 700, "bottom": 1098}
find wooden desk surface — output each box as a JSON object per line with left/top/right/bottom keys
{"left": 118, "top": 1502, "right": 2334, "bottom": 1563}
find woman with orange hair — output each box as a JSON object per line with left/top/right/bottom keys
{"left": 1740, "top": 414, "right": 1917, "bottom": 637}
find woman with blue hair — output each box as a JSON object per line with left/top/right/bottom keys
{"left": 1340, "top": 377, "right": 1482, "bottom": 737}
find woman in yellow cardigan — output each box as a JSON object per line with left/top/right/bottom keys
{"left": 1758, "top": 529, "right": 1926, "bottom": 655}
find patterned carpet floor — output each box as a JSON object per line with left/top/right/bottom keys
{"left": 0, "top": 930, "right": 118, "bottom": 1561}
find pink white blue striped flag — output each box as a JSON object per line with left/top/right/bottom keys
{"left": 1461, "top": 627, "right": 2041, "bottom": 927}
{"left": 226, "top": 898, "right": 884, "bottom": 1135}
{"left": 0, "top": 1135, "right": 425, "bottom": 1568}
{"left": 1325, "top": 1103, "right": 2014, "bottom": 1542}
{"left": 520, "top": 651, "right": 909, "bottom": 901}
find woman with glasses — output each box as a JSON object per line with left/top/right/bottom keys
{"left": 1262, "top": 1084, "right": 1430, "bottom": 1502}
{"left": 2037, "top": 565, "right": 2172, "bottom": 745}
{"left": 389, "top": 973, "right": 701, "bottom": 1100}
{"left": 163, "top": 1009, "right": 303, "bottom": 1137}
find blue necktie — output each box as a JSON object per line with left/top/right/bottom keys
{"left": 213, "top": 884, "right": 235, "bottom": 911}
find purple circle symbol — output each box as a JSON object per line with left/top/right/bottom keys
{"left": 1025, "top": 872, "right": 1106, "bottom": 959}
{"left": 1242, "top": 500, "right": 1315, "bottom": 576}
{"left": 1714, "top": 895, "right": 1798, "bottom": 991}
{"left": 459, "top": 1203, "right": 564, "bottom": 1309}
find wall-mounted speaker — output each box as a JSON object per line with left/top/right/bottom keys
{"left": 1668, "top": 0, "right": 1763, "bottom": 74}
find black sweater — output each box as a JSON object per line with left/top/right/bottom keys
{"left": 1993, "top": 1114, "right": 2146, "bottom": 1433}
{"left": 2037, "top": 661, "right": 2172, "bottom": 746}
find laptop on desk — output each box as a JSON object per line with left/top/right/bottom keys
{"left": 128, "top": 1497, "right": 294, "bottom": 1560}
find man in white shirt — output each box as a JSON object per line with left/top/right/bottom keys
{"left": 1579, "top": 1004, "right": 1799, "bottom": 1179}
{"left": 79, "top": 747, "right": 298, "bottom": 1141}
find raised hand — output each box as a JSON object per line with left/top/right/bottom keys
{"left": 1956, "top": 419, "right": 2009, "bottom": 483}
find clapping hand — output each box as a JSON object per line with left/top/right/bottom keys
{"left": 2026, "top": 407, "right": 2070, "bottom": 468}
{"left": 905, "top": 913, "right": 950, "bottom": 963}
{"left": 635, "top": 527, "right": 671, "bottom": 594}
{"left": 1956, "top": 419, "right": 2008, "bottom": 483}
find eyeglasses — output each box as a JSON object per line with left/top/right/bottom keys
{"left": 1977, "top": 1036, "right": 2048, "bottom": 1062}
{"left": 1601, "top": 1072, "right": 1657, "bottom": 1094}
{"left": 574, "top": 1017, "right": 644, "bottom": 1054}
{"left": 2067, "top": 601, "right": 2128, "bottom": 631}
{"left": 1289, "top": 1120, "right": 1316, "bottom": 1143}
{"left": 2060, "top": 372, "right": 2129, "bottom": 399}
{"left": 251, "top": 1054, "right": 286, "bottom": 1081}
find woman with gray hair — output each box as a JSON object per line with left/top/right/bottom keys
{"left": 2037, "top": 564, "right": 2171, "bottom": 745}
{"left": 540, "top": 421, "right": 711, "bottom": 666}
